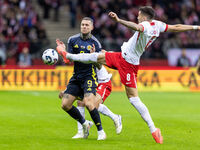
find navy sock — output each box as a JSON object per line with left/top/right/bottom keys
{"left": 89, "top": 108, "right": 103, "bottom": 131}
{"left": 67, "top": 106, "right": 85, "bottom": 124}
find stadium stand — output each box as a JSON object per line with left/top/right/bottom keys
{"left": 1, "top": 0, "right": 200, "bottom": 66}
{"left": 0, "top": 0, "right": 49, "bottom": 65}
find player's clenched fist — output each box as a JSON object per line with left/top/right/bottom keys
{"left": 108, "top": 12, "right": 119, "bottom": 22}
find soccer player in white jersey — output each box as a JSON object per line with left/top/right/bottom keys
{"left": 56, "top": 6, "right": 200, "bottom": 144}
{"left": 68, "top": 65, "right": 122, "bottom": 139}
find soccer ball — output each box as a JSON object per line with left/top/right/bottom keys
{"left": 42, "top": 49, "right": 58, "bottom": 65}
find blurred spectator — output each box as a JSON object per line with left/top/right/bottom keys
{"left": 177, "top": 49, "right": 191, "bottom": 67}
{"left": 52, "top": 0, "right": 61, "bottom": 21}
{"left": 0, "top": 33, "right": 6, "bottom": 65}
{"left": 38, "top": 0, "right": 61, "bottom": 21}
{"left": 39, "top": 0, "right": 52, "bottom": 19}
{"left": 195, "top": 55, "right": 200, "bottom": 66}
{"left": 0, "top": 43, "right": 6, "bottom": 65}
{"left": 18, "top": 47, "right": 32, "bottom": 67}
{"left": 68, "top": 0, "right": 78, "bottom": 28}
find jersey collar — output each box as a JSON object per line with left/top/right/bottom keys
{"left": 80, "top": 33, "right": 92, "bottom": 40}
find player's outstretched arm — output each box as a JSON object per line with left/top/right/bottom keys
{"left": 167, "top": 24, "right": 200, "bottom": 32}
{"left": 108, "top": 12, "right": 143, "bottom": 32}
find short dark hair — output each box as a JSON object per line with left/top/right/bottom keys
{"left": 82, "top": 17, "right": 94, "bottom": 24}
{"left": 139, "top": 6, "right": 155, "bottom": 20}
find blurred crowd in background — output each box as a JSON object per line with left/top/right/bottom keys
{"left": 0, "top": 0, "right": 49, "bottom": 66}
{"left": 0, "top": 0, "right": 200, "bottom": 67}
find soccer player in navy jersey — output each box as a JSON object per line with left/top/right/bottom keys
{"left": 57, "top": 17, "right": 106, "bottom": 140}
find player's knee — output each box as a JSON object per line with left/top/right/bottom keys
{"left": 95, "top": 94, "right": 102, "bottom": 108}
{"left": 61, "top": 99, "right": 71, "bottom": 111}
{"left": 84, "top": 99, "right": 91, "bottom": 108}
{"left": 77, "top": 100, "right": 85, "bottom": 107}
{"left": 84, "top": 98, "right": 94, "bottom": 110}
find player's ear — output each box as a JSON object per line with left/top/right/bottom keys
{"left": 91, "top": 24, "right": 94, "bottom": 30}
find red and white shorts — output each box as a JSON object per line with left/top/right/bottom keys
{"left": 97, "top": 80, "right": 112, "bottom": 102}
{"left": 105, "top": 52, "right": 139, "bottom": 88}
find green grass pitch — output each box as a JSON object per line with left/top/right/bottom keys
{"left": 0, "top": 91, "right": 200, "bottom": 150}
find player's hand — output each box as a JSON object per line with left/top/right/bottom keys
{"left": 108, "top": 12, "right": 119, "bottom": 22}
{"left": 59, "top": 91, "right": 64, "bottom": 99}
{"left": 90, "top": 44, "right": 96, "bottom": 53}
{"left": 101, "top": 49, "right": 106, "bottom": 53}
{"left": 56, "top": 39, "right": 66, "bottom": 50}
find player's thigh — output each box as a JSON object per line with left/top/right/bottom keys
{"left": 65, "top": 78, "right": 84, "bottom": 99}
{"left": 82, "top": 76, "right": 98, "bottom": 96}
{"left": 61, "top": 93, "right": 76, "bottom": 110}
{"left": 97, "top": 81, "right": 112, "bottom": 103}
{"left": 104, "top": 52, "right": 121, "bottom": 69}
{"left": 94, "top": 93, "right": 102, "bottom": 108}
{"left": 125, "top": 86, "right": 138, "bottom": 98}
{"left": 83, "top": 92, "right": 96, "bottom": 110}
{"left": 82, "top": 76, "right": 98, "bottom": 108}
{"left": 77, "top": 100, "right": 85, "bottom": 107}
{"left": 118, "top": 57, "right": 139, "bottom": 88}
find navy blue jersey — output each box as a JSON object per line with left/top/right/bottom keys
{"left": 67, "top": 33, "right": 101, "bottom": 79}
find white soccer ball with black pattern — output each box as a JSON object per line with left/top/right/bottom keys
{"left": 42, "top": 49, "right": 58, "bottom": 65}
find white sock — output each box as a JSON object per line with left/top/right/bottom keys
{"left": 98, "top": 104, "right": 117, "bottom": 121}
{"left": 77, "top": 106, "right": 85, "bottom": 133}
{"left": 67, "top": 53, "right": 99, "bottom": 64}
{"left": 129, "top": 97, "right": 156, "bottom": 133}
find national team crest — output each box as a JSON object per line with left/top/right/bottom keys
{"left": 87, "top": 45, "right": 92, "bottom": 51}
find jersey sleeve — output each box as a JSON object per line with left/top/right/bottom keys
{"left": 158, "top": 21, "right": 168, "bottom": 32}
{"left": 139, "top": 21, "right": 149, "bottom": 33}
{"left": 92, "top": 36, "right": 102, "bottom": 52}
{"left": 67, "top": 38, "right": 73, "bottom": 53}
{"left": 94, "top": 41, "right": 102, "bottom": 52}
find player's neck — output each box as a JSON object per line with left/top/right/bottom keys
{"left": 81, "top": 33, "right": 92, "bottom": 40}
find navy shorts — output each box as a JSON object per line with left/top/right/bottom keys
{"left": 64, "top": 75, "right": 98, "bottom": 99}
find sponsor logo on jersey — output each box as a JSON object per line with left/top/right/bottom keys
{"left": 126, "top": 82, "right": 132, "bottom": 84}
{"left": 87, "top": 88, "right": 92, "bottom": 91}
{"left": 74, "top": 44, "right": 79, "bottom": 48}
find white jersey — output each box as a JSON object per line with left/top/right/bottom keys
{"left": 121, "top": 20, "right": 168, "bottom": 65}
{"left": 96, "top": 66, "right": 112, "bottom": 83}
